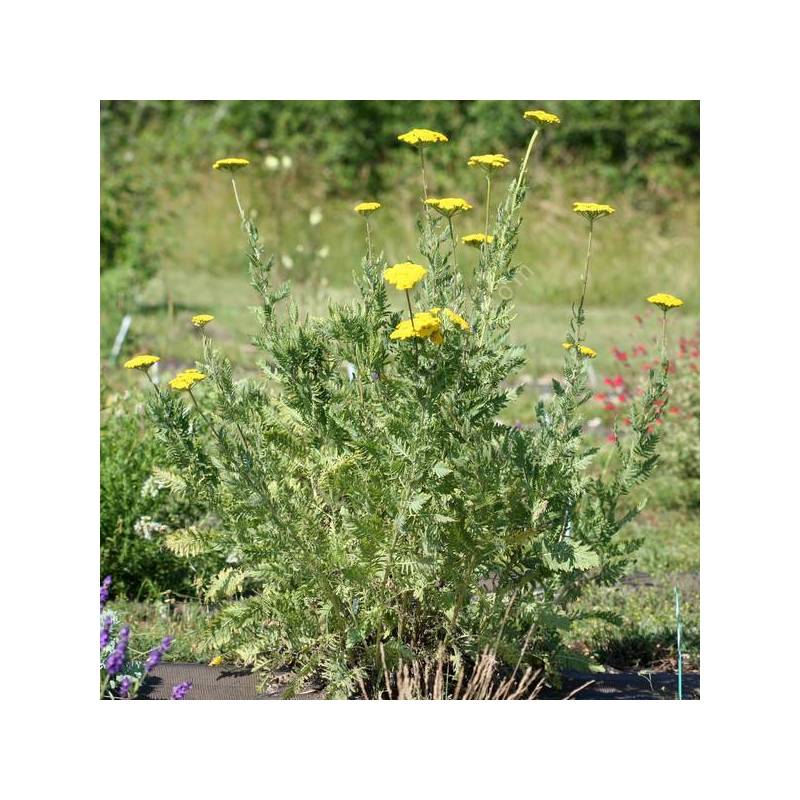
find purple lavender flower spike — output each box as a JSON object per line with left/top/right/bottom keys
{"left": 100, "top": 615, "right": 113, "bottom": 650}
{"left": 105, "top": 625, "right": 130, "bottom": 675}
{"left": 118, "top": 677, "right": 132, "bottom": 699}
{"left": 171, "top": 681, "right": 192, "bottom": 700}
{"left": 100, "top": 576, "right": 112, "bottom": 610}
{"left": 145, "top": 635, "right": 175, "bottom": 673}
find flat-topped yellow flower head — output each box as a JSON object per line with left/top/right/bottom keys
{"left": 191, "top": 314, "right": 215, "bottom": 328}
{"left": 124, "top": 354, "right": 160, "bottom": 371}
{"left": 208, "top": 656, "right": 223, "bottom": 667}
{"left": 389, "top": 311, "right": 442, "bottom": 341}
{"left": 397, "top": 128, "right": 448, "bottom": 147}
{"left": 431, "top": 307, "right": 470, "bottom": 331}
{"left": 354, "top": 201, "right": 381, "bottom": 216}
{"left": 462, "top": 233, "right": 494, "bottom": 248}
{"left": 383, "top": 261, "right": 427, "bottom": 291}
{"left": 168, "top": 370, "right": 207, "bottom": 391}
{"left": 573, "top": 202, "right": 616, "bottom": 222}
{"left": 524, "top": 109, "right": 561, "bottom": 125}
{"left": 425, "top": 197, "right": 473, "bottom": 218}
{"left": 467, "top": 154, "right": 511, "bottom": 171}
{"left": 646, "top": 293, "right": 684, "bottom": 312}
{"left": 562, "top": 342, "right": 597, "bottom": 358}
{"left": 212, "top": 157, "right": 250, "bottom": 173}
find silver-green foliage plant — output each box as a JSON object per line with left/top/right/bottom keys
{"left": 141, "top": 119, "right": 671, "bottom": 698}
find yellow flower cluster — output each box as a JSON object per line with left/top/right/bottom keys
{"left": 390, "top": 311, "right": 442, "bottom": 342}
{"left": 383, "top": 261, "right": 427, "bottom": 291}
{"left": 124, "top": 354, "right": 160, "bottom": 371}
{"left": 523, "top": 110, "right": 561, "bottom": 125}
{"left": 424, "top": 197, "right": 473, "bottom": 217}
{"left": 431, "top": 307, "right": 470, "bottom": 331}
{"left": 208, "top": 656, "right": 223, "bottom": 667}
{"left": 562, "top": 342, "right": 598, "bottom": 358}
{"left": 462, "top": 233, "right": 494, "bottom": 248}
{"left": 467, "top": 153, "right": 510, "bottom": 171}
{"left": 191, "top": 314, "right": 215, "bottom": 328}
{"left": 646, "top": 293, "right": 684, "bottom": 311}
{"left": 389, "top": 307, "right": 470, "bottom": 345}
{"left": 573, "top": 202, "right": 616, "bottom": 220}
{"left": 212, "top": 157, "right": 250, "bottom": 172}
{"left": 354, "top": 202, "right": 381, "bottom": 215}
{"left": 397, "top": 128, "right": 448, "bottom": 147}
{"left": 169, "top": 369, "right": 207, "bottom": 391}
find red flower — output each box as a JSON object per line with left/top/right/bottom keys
{"left": 613, "top": 375, "right": 624, "bottom": 388}
{"left": 618, "top": 393, "right": 628, "bottom": 404}
{"left": 668, "top": 406, "right": 680, "bottom": 415}
{"left": 613, "top": 348, "right": 628, "bottom": 362}
{"left": 604, "top": 402, "right": 616, "bottom": 411}
{"left": 606, "top": 433, "right": 617, "bottom": 443}
{"left": 634, "top": 314, "right": 643, "bottom": 325}
{"left": 594, "top": 392, "right": 607, "bottom": 401}
{"left": 623, "top": 417, "right": 632, "bottom": 426}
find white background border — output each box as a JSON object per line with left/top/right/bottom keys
{"left": 3, "top": 1, "right": 797, "bottom": 795}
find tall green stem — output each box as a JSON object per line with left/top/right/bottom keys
{"left": 516, "top": 128, "right": 540, "bottom": 203}
{"left": 484, "top": 174, "right": 492, "bottom": 239}
{"left": 188, "top": 388, "right": 214, "bottom": 430}
{"left": 576, "top": 220, "right": 594, "bottom": 341}
{"left": 660, "top": 310, "right": 668, "bottom": 365}
{"left": 405, "top": 289, "right": 416, "bottom": 330}
{"left": 448, "top": 218, "right": 459, "bottom": 275}
{"left": 366, "top": 218, "right": 373, "bottom": 262}
{"left": 230, "top": 177, "right": 246, "bottom": 222}
{"left": 405, "top": 289, "right": 419, "bottom": 360}
{"left": 419, "top": 148, "right": 429, "bottom": 202}
{"left": 675, "top": 586, "right": 683, "bottom": 700}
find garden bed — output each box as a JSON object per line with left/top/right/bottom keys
{"left": 140, "top": 662, "right": 698, "bottom": 700}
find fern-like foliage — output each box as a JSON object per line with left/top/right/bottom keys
{"left": 143, "top": 139, "right": 671, "bottom": 697}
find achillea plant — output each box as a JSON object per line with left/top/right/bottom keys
{"left": 135, "top": 117, "right": 675, "bottom": 698}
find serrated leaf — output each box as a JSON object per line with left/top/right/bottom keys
{"left": 407, "top": 492, "right": 431, "bottom": 514}
{"left": 544, "top": 540, "right": 600, "bottom": 572}
{"left": 205, "top": 567, "right": 249, "bottom": 601}
{"left": 571, "top": 543, "right": 600, "bottom": 570}
{"left": 164, "top": 526, "right": 211, "bottom": 557}
{"left": 432, "top": 461, "right": 453, "bottom": 478}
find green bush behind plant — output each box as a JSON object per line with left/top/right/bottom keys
{"left": 102, "top": 100, "right": 698, "bottom": 196}
{"left": 100, "top": 390, "right": 219, "bottom": 599}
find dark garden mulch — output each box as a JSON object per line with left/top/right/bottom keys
{"left": 141, "top": 662, "right": 699, "bottom": 700}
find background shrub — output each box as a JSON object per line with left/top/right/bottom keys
{"left": 100, "top": 389, "right": 220, "bottom": 599}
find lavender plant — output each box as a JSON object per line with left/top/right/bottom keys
{"left": 130, "top": 111, "right": 678, "bottom": 698}
{"left": 99, "top": 576, "right": 190, "bottom": 700}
